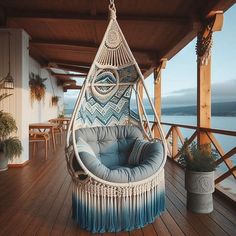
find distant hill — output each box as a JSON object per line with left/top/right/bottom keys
{"left": 161, "top": 101, "right": 236, "bottom": 116}
{"left": 64, "top": 101, "right": 236, "bottom": 117}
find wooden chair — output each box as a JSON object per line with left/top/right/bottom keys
{"left": 48, "top": 119, "right": 63, "bottom": 144}
{"left": 29, "top": 131, "right": 50, "bottom": 160}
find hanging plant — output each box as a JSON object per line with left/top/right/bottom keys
{"left": 29, "top": 73, "right": 47, "bottom": 102}
{"left": 51, "top": 95, "right": 60, "bottom": 106}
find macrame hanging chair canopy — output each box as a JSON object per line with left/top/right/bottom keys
{"left": 66, "top": 0, "right": 167, "bottom": 233}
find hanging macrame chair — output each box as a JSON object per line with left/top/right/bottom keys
{"left": 66, "top": 0, "right": 167, "bottom": 233}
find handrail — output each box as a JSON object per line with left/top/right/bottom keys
{"left": 160, "top": 121, "right": 236, "bottom": 136}
{"left": 149, "top": 120, "right": 236, "bottom": 201}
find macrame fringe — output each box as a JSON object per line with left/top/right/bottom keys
{"left": 72, "top": 170, "right": 165, "bottom": 233}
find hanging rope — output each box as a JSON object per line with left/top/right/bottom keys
{"left": 109, "top": 0, "right": 116, "bottom": 19}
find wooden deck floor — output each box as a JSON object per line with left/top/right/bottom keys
{"left": 0, "top": 138, "right": 235, "bottom": 236}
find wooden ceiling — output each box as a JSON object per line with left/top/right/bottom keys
{"left": 0, "top": 0, "right": 235, "bottom": 89}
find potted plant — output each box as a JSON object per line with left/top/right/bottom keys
{"left": 51, "top": 95, "right": 60, "bottom": 106}
{"left": 29, "top": 72, "right": 47, "bottom": 102}
{"left": 179, "top": 140, "right": 218, "bottom": 213}
{"left": 0, "top": 110, "right": 23, "bottom": 171}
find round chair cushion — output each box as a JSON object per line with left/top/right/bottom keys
{"left": 77, "top": 138, "right": 164, "bottom": 183}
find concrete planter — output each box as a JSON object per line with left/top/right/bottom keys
{"left": 0, "top": 152, "right": 8, "bottom": 171}
{"left": 185, "top": 170, "right": 215, "bottom": 213}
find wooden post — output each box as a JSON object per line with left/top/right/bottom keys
{"left": 138, "top": 80, "right": 144, "bottom": 119}
{"left": 172, "top": 126, "right": 178, "bottom": 159}
{"left": 153, "top": 59, "right": 167, "bottom": 138}
{"left": 196, "top": 12, "right": 223, "bottom": 146}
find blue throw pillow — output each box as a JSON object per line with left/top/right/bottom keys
{"left": 128, "top": 138, "right": 148, "bottom": 165}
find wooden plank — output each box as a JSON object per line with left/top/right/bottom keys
{"left": 129, "top": 228, "right": 143, "bottom": 236}
{"left": 215, "top": 166, "right": 236, "bottom": 184}
{"left": 30, "top": 39, "right": 158, "bottom": 57}
{"left": 63, "top": 209, "right": 78, "bottom": 236}
{"left": 152, "top": 217, "right": 171, "bottom": 236}
{"left": 166, "top": 196, "right": 202, "bottom": 236}
{"left": 175, "top": 127, "right": 185, "bottom": 144}
{"left": 165, "top": 163, "right": 236, "bottom": 236}
{"left": 36, "top": 174, "right": 72, "bottom": 235}
{"left": 21, "top": 168, "right": 68, "bottom": 234}
{"left": 0, "top": 147, "right": 65, "bottom": 222}
{"left": 50, "top": 184, "right": 73, "bottom": 235}
{"left": 116, "top": 231, "right": 130, "bottom": 236}
{"left": 160, "top": 122, "right": 236, "bottom": 136}
{"left": 51, "top": 73, "right": 87, "bottom": 78}
{"left": 166, "top": 180, "right": 214, "bottom": 236}
{"left": 7, "top": 11, "right": 193, "bottom": 25}
{"left": 207, "top": 132, "right": 236, "bottom": 180}
{"left": 47, "top": 64, "right": 90, "bottom": 74}
{"left": 1, "top": 139, "right": 236, "bottom": 235}
{"left": 63, "top": 85, "right": 82, "bottom": 92}
{"left": 0, "top": 160, "right": 67, "bottom": 235}
{"left": 160, "top": 211, "right": 184, "bottom": 236}
{"left": 141, "top": 224, "right": 157, "bottom": 236}
{"left": 216, "top": 147, "right": 236, "bottom": 165}
{"left": 162, "top": 23, "right": 199, "bottom": 60}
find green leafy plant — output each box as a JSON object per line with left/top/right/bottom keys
{"left": 179, "top": 139, "right": 218, "bottom": 172}
{"left": 29, "top": 73, "right": 47, "bottom": 102}
{"left": 0, "top": 110, "right": 22, "bottom": 161}
{"left": 0, "top": 93, "right": 12, "bottom": 101}
{"left": 58, "top": 111, "right": 65, "bottom": 118}
{"left": 52, "top": 96, "right": 60, "bottom": 106}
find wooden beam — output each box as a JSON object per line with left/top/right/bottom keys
{"left": 153, "top": 59, "right": 167, "bottom": 138}
{"left": 48, "top": 60, "right": 91, "bottom": 68}
{"left": 48, "top": 59, "right": 151, "bottom": 72}
{"left": 196, "top": 13, "right": 223, "bottom": 146}
{"left": 63, "top": 85, "right": 82, "bottom": 92}
{"left": 143, "top": 67, "right": 154, "bottom": 79}
{"left": 47, "top": 63, "right": 89, "bottom": 74}
{"left": 7, "top": 10, "right": 192, "bottom": 25}
{"left": 50, "top": 73, "right": 86, "bottom": 78}
{"left": 61, "top": 79, "right": 77, "bottom": 85}
{"left": 0, "top": 6, "right": 6, "bottom": 26}
{"left": 30, "top": 39, "right": 159, "bottom": 57}
{"left": 207, "top": 11, "right": 224, "bottom": 31}
{"left": 162, "top": 22, "right": 200, "bottom": 60}
{"left": 197, "top": 57, "right": 211, "bottom": 145}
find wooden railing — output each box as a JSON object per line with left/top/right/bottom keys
{"left": 150, "top": 121, "right": 236, "bottom": 186}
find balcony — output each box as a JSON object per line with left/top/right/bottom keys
{"left": 0, "top": 138, "right": 235, "bottom": 236}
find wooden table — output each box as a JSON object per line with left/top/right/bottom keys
{"left": 49, "top": 117, "right": 71, "bottom": 131}
{"left": 29, "top": 123, "right": 57, "bottom": 151}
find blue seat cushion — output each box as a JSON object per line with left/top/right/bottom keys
{"left": 76, "top": 126, "right": 164, "bottom": 183}
{"left": 75, "top": 125, "right": 143, "bottom": 168}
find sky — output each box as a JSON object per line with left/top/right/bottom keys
{"left": 144, "top": 5, "right": 236, "bottom": 107}
{"left": 64, "top": 5, "right": 236, "bottom": 109}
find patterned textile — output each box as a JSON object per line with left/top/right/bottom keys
{"left": 75, "top": 18, "right": 143, "bottom": 127}
{"left": 128, "top": 138, "right": 148, "bottom": 165}
{"left": 78, "top": 83, "right": 133, "bottom": 126}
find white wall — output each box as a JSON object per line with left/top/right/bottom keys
{"left": 0, "top": 28, "right": 64, "bottom": 165}
{"left": 29, "top": 57, "right": 64, "bottom": 123}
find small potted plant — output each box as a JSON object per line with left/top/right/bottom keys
{"left": 29, "top": 73, "right": 47, "bottom": 102}
{"left": 179, "top": 139, "right": 218, "bottom": 213}
{"left": 51, "top": 95, "right": 60, "bottom": 106}
{"left": 0, "top": 110, "right": 23, "bottom": 171}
